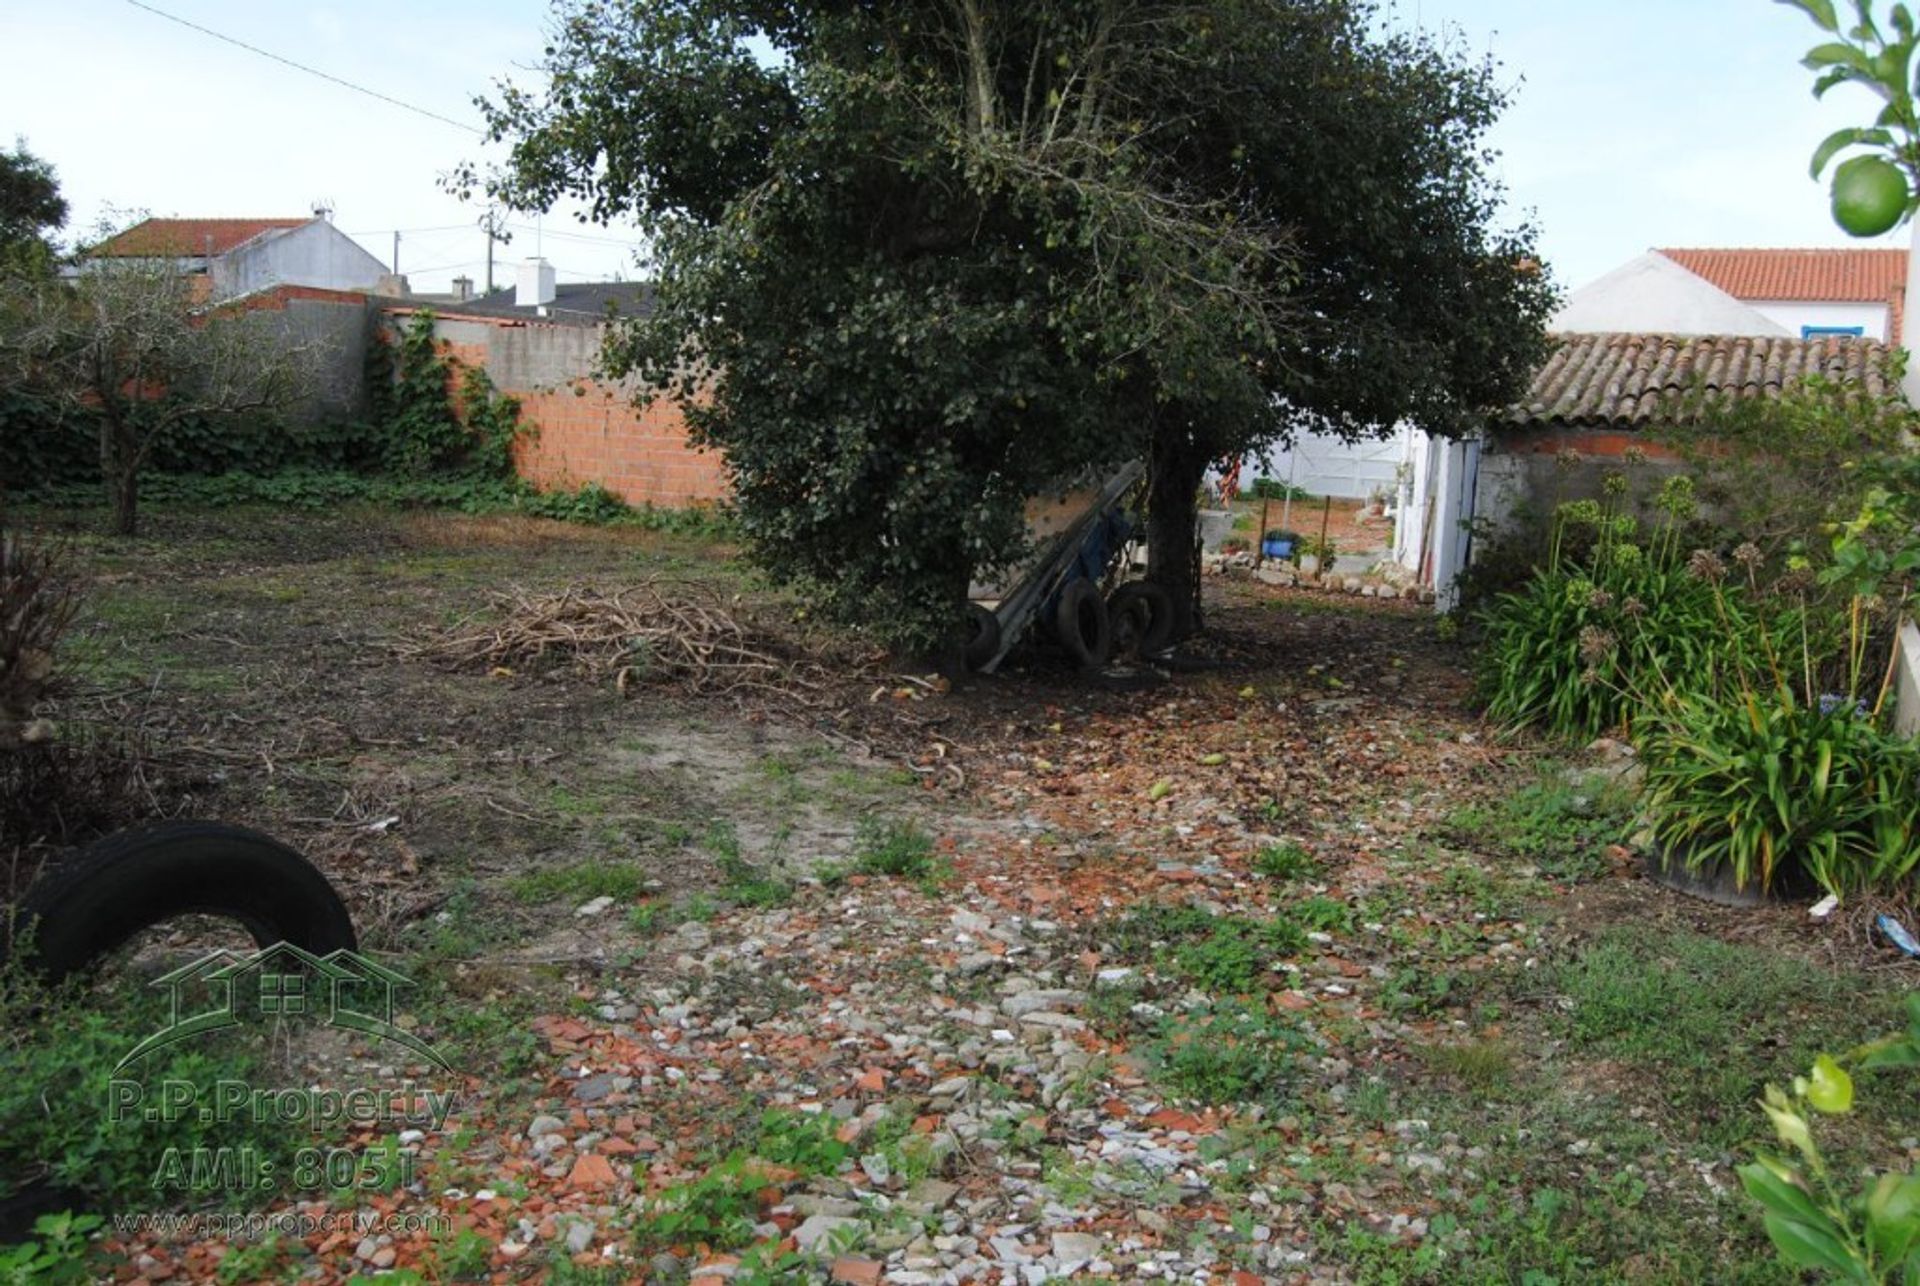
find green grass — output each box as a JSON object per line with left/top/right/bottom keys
{"left": 1444, "top": 767, "right": 1634, "bottom": 882}
{"left": 1549, "top": 926, "right": 1896, "bottom": 1144}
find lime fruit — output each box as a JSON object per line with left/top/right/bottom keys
{"left": 1831, "top": 156, "right": 1909, "bottom": 237}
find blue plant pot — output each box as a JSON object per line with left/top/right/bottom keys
{"left": 1262, "top": 538, "right": 1295, "bottom": 560}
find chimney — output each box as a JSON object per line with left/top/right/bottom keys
{"left": 515, "top": 257, "right": 556, "bottom": 308}
{"left": 451, "top": 274, "right": 473, "bottom": 302}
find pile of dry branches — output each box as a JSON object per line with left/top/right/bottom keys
{"left": 401, "top": 581, "right": 851, "bottom": 701}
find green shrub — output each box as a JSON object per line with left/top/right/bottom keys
{"left": 0, "top": 1211, "right": 100, "bottom": 1285}
{"left": 1638, "top": 688, "right": 1920, "bottom": 897}
{"left": 1247, "top": 478, "right": 1310, "bottom": 501}
{"left": 0, "top": 967, "right": 325, "bottom": 1207}
{"left": 1103, "top": 903, "right": 1306, "bottom": 993}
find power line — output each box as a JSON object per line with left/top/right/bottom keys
{"left": 122, "top": 0, "right": 483, "bottom": 135}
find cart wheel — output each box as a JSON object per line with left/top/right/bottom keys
{"left": 1054, "top": 579, "right": 1112, "bottom": 670}
{"left": 1108, "top": 580, "right": 1175, "bottom": 658}
{"left": 962, "top": 603, "right": 1002, "bottom": 671}
{"left": 5, "top": 821, "right": 357, "bottom": 982}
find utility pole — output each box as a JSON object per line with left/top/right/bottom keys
{"left": 391, "top": 231, "right": 400, "bottom": 275}
{"left": 479, "top": 209, "right": 508, "bottom": 295}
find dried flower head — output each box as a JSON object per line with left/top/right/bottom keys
{"left": 1579, "top": 666, "right": 1602, "bottom": 688}
{"left": 1774, "top": 566, "right": 1815, "bottom": 595}
{"left": 1733, "top": 542, "right": 1763, "bottom": 569}
{"left": 1555, "top": 448, "right": 1584, "bottom": 472}
{"left": 1623, "top": 445, "right": 1649, "bottom": 466}
{"left": 1622, "top": 596, "right": 1648, "bottom": 618}
{"left": 1578, "top": 625, "right": 1617, "bottom": 664}
{"left": 1687, "top": 548, "right": 1726, "bottom": 582}
{"left": 1589, "top": 589, "right": 1615, "bottom": 611}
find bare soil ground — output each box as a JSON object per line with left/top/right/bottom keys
{"left": 5, "top": 504, "right": 1917, "bottom": 1285}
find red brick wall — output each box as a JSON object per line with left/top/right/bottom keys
{"left": 509, "top": 381, "right": 728, "bottom": 509}
{"left": 384, "top": 309, "right": 730, "bottom": 510}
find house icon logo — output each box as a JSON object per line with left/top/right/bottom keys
{"left": 115, "top": 942, "right": 454, "bottom": 1073}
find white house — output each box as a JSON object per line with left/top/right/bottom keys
{"left": 82, "top": 215, "right": 389, "bottom": 301}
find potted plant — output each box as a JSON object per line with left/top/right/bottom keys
{"left": 1262, "top": 529, "right": 1300, "bottom": 560}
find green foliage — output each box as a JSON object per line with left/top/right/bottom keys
{"left": 0, "top": 138, "right": 67, "bottom": 273}
{"left": 852, "top": 817, "right": 939, "bottom": 882}
{"left": 1780, "top": 0, "right": 1920, "bottom": 233}
{"left": 510, "top": 859, "right": 651, "bottom": 904}
{"left": 1148, "top": 1000, "right": 1304, "bottom": 1105}
{"left": 0, "top": 966, "right": 323, "bottom": 1207}
{"left": 0, "top": 1211, "right": 99, "bottom": 1286}
{"left": 464, "top": 1, "right": 1552, "bottom": 647}
{"left": 1103, "top": 902, "right": 1306, "bottom": 994}
{"left": 1640, "top": 687, "right": 1920, "bottom": 897}
{"left": 631, "top": 1156, "right": 765, "bottom": 1253}
{"left": 215, "top": 1234, "right": 290, "bottom": 1285}
{"left": 1251, "top": 841, "right": 1316, "bottom": 881}
{"left": 1246, "top": 478, "right": 1310, "bottom": 501}
{"left": 1739, "top": 1001, "right": 1920, "bottom": 1283}
{"left": 751, "top": 1108, "right": 850, "bottom": 1177}
{"left": 431, "top": 1226, "right": 494, "bottom": 1281}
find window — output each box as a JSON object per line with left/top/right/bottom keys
{"left": 259, "top": 972, "right": 306, "bottom": 1014}
{"left": 1802, "top": 325, "right": 1865, "bottom": 338}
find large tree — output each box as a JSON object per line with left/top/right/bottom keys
{"left": 0, "top": 139, "right": 67, "bottom": 275}
{"left": 462, "top": 0, "right": 1551, "bottom": 645}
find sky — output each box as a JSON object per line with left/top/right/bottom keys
{"left": 2, "top": 0, "right": 1908, "bottom": 298}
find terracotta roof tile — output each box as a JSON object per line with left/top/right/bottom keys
{"left": 1506, "top": 332, "right": 1897, "bottom": 429}
{"left": 1659, "top": 247, "right": 1906, "bottom": 303}
{"left": 89, "top": 217, "right": 311, "bottom": 258}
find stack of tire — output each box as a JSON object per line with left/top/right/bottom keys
{"left": 1053, "top": 578, "right": 1174, "bottom": 670}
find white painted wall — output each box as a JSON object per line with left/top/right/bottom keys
{"left": 1745, "top": 299, "right": 1889, "bottom": 340}
{"left": 1389, "top": 429, "right": 1478, "bottom": 610}
{"left": 1553, "top": 252, "right": 1788, "bottom": 336}
{"left": 1245, "top": 426, "right": 1410, "bottom": 501}
{"left": 211, "top": 221, "right": 386, "bottom": 298}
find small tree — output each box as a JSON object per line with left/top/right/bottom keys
{"left": 1, "top": 259, "right": 319, "bottom": 535}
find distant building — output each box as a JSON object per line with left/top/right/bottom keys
{"left": 1554, "top": 247, "right": 1907, "bottom": 343}
{"left": 82, "top": 215, "right": 389, "bottom": 302}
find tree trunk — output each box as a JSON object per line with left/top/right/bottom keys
{"left": 1145, "top": 429, "right": 1209, "bottom": 641}
{"left": 100, "top": 416, "right": 139, "bottom": 537}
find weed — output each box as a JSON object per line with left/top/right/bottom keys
{"left": 0, "top": 1212, "right": 102, "bottom": 1285}
{"left": 1149, "top": 1001, "right": 1305, "bottom": 1104}
{"left": 632, "top": 1157, "right": 766, "bottom": 1253}
{"left": 1292, "top": 895, "right": 1351, "bottom": 933}
{"left": 1104, "top": 902, "right": 1306, "bottom": 994}
{"left": 752, "top": 1109, "right": 850, "bottom": 1176}
{"left": 432, "top": 1226, "right": 494, "bottom": 1281}
{"left": 1413, "top": 1038, "right": 1515, "bottom": 1091}
{"left": 853, "top": 817, "right": 941, "bottom": 883}
{"left": 1252, "top": 841, "right": 1317, "bottom": 881}
{"left": 215, "top": 1234, "right": 290, "bottom": 1285}
{"left": 1444, "top": 769, "right": 1633, "bottom": 882}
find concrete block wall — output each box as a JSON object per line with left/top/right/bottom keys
{"left": 386, "top": 310, "right": 729, "bottom": 509}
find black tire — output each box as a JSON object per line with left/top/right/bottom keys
{"left": 1053, "top": 578, "right": 1112, "bottom": 670}
{"left": 1107, "top": 580, "right": 1176, "bottom": 658}
{"left": 6, "top": 821, "right": 357, "bottom": 982}
{"left": 962, "top": 603, "right": 1003, "bottom": 672}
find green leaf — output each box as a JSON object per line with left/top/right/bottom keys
{"left": 1780, "top": 0, "right": 1842, "bottom": 28}
{"left": 1812, "top": 126, "right": 1870, "bottom": 176}
{"left": 1761, "top": 1211, "right": 1873, "bottom": 1279}
{"left": 1806, "top": 1054, "right": 1855, "bottom": 1114}
{"left": 1866, "top": 1173, "right": 1920, "bottom": 1268}
{"left": 1738, "top": 1158, "right": 1834, "bottom": 1228}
